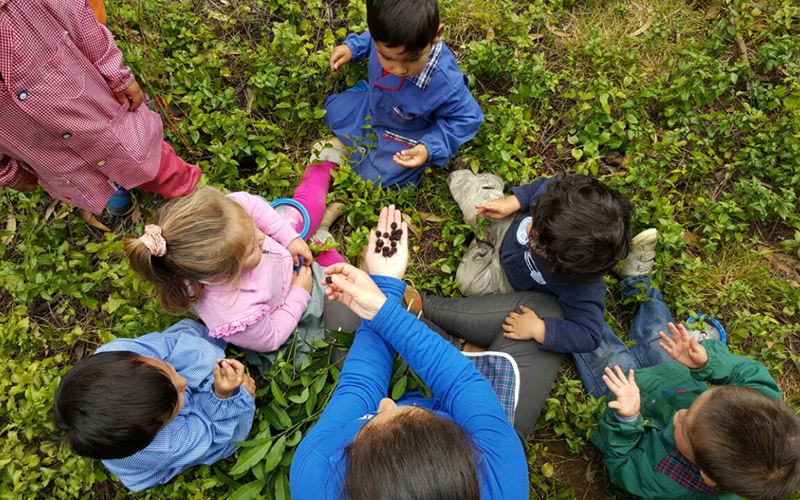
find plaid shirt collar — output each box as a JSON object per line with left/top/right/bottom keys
{"left": 407, "top": 40, "right": 442, "bottom": 91}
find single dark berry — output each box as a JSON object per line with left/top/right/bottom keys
{"left": 377, "top": 239, "right": 384, "bottom": 248}
{"left": 391, "top": 241, "right": 397, "bottom": 247}
{"left": 375, "top": 247, "right": 382, "bottom": 253}
{"left": 376, "top": 230, "right": 382, "bottom": 237}
{"left": 390, "top": 247, "right": 397, "bottom": 255}
{"left": 325, "top": 276, "right": 333, "bottom": 284}
{"left": 391, "top": 222, "right": 397, "bottom": 229}
{"left": 382, "top": 247, "right": 391, "bottom": 256}
{"left": 383, "top": 232, "right": 389, "bottom": 238}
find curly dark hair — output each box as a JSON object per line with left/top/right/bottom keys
{"left": 528, "top": 175, "right": 632, "bottom": 282}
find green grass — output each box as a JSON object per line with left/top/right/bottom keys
{"left": 1, "top": 0, "right": 799, "bottom": 498}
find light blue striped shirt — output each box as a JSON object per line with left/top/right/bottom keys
{"left": 96, "top": 319, "right": 256, "bottom": 491}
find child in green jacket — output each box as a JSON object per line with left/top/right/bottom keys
{"left": 586, "top": 252, "right": 800, "bottom": 499}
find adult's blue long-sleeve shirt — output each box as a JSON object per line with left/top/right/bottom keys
{"left": 96, "top": 319, "right": 256, "bottom": 491}
{"left": 289, "top": 276, "right": 528, "bottom": 499}
{"left": 324, "top": 31, "right": 483, "bottom": 187}
{"left": 499, "top": 177, "right": 607, "bottom": 353}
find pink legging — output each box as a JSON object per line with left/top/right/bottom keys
{"left": 287, "top": 161, "right": 346, "bottom": 267}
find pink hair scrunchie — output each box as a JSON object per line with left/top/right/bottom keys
{"left": 140, "top": 224, "right": 167, "bottom": 257}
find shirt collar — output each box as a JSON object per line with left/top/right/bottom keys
{"left": 407, "top": 40, "right": 442, "bottom": 91}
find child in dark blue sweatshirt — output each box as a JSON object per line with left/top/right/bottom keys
{"left": 426, "top": 170, "right": 636, "bottom": 354}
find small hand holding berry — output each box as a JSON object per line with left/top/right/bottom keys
{"left": 213, "top": 359, "right": 250, "bottom": 399}
{"left": 291, "top": 264, "right": 313, "bottom": 293}
{"left": 658, "top": 322, "right": 708, "bottom": 369}
{"left": 287, "top": 237, "right": 313, "bottom": 267}
{"left": 475, "top": 195, "right": 521, "bottom": 220}
{"left": 393, "top": 144, "right": 429, "bottom": 168}
{"left": 114, "top": 79, "right": 144, "bottom": 112}
{"left": 603, "top": 365, "right": 641, "bottom": 419}
{"left": 502, "top": 305, "right": 546, "bottom": 343}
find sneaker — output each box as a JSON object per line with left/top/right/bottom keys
{"left": 311, "top": 137, "right": 349, "bottom": 165}
{"left": 105, "top": 188, "right": 135, "bottom": 217}
{"left": 616, "top": 228, "right": 658, "bottom": 278}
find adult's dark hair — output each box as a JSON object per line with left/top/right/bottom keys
{"left": 366, "top": 0, "right": 440, "bottom": 55}
{"left": 343, "top": 407, "right": 481, "bottom": 500}
{"left": 528, "top": 175, "right": 631, "bottom": 282}
{"left": 689, "top": 386, "right": 800, "bottom": 500}
{"left": 53, "top": 351, "right": 178, "bottom": 459}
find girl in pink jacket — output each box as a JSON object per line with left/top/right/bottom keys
{"left": 124, "top": 170, "right": 346, "bottom": 352}
{"left": 0, "top": 0, "right": 200, "bottom": 213}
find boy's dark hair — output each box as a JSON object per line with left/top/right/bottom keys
{"left": 528, "top": 175, "right": 631, "bottom": 282}
{"left": 689, "top": 386, "right": 800, "bottom": 500}
{"left": 366, "top": 0, "right": 440, "bottom": 55}
{"left": 53, "top": 351, "right": 178, "bottom": 460}
{"left": 343, "top": 407, "right": 481, "bottom": 500}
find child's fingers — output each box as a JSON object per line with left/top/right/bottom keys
{"left": 667, "top": 322, "right": 683, "bottom": 340}
{"left": 608, "top": 400, "right": 623, "bottom": 411}
{"left": 506, "top": 311, "right": 519, "bottom": 320}
{"left": 501, "top": 323, "right": 515, "bottom": 333}
{"left": 676, "top": 323, "right": 690, "bottom": 338}
{"left": 602, "top": 373, "right": 620, "bottom": 393}
{"left": 627, "top": 369, "right": 636, "bottom": 384}
{"left": 614, "top": 365, "right": 628, "bottom": 384}
{"left": 658, "top": 340, "right": 672, "bottom": 355}
{"left": 518, "top": 305, "right": 532, "bottom": 314}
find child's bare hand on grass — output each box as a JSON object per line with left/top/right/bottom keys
{"left": 213, "top": 359, "right": 248, "bottom": 399}
{"left": 475, "top": 195, "right": 520, "bottom": 220}
{"left": 330, "top": 44, "right": 353, "bottom": 72}
{"left": 114, "top": 79, "right": 144, "bottom": 111}
{"left": 502, "top": 305, "right": 545, "bottom": 343}
{"left": 603, "top": 365, "right": 640, "bottom": 419}
{"left": 393, "top": 144, "right": 428, "bottom": 168}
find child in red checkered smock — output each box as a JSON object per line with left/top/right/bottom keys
{"left": 0, "top": 0, "right": 201, "bottom": 214}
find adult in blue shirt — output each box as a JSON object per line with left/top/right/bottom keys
{"left": 290, "top": 205, "right": 531, "bottom": 500}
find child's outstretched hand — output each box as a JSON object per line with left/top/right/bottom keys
{"left": 502, "top": 305, "right": 545, "bottom": 343}
{"left": 330, "top": 44, "right": 353, "bottom": 72}
{"left": 213, "top": 359, "right": 252, "bottom": 399}
{"left": 658, "top": 322, "right": 708, "bottom": 369}
{"left": 393, "top": 144, "right": 428, "bottom": 168}
{"left": 114, "top": 79, "right": 144, "bottom": 112}
{"left": 287, "top": 237, "right": 313, "bottom": 267}
{"left": 603, "top": 365, "right": 640, "bottom": 419}
{"left": 475, "top": 195, "right": 521, "bottom": 220}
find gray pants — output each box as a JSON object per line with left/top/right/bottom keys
{"left": 448, "top": 170, "right": 515, "bottom": 296}
{"left": 421, "top": 291, "right": 564, "bottom": 442}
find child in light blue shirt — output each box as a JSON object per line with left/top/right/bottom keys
{"left": 53, "top": 319, "right": 256, "bottom": 491}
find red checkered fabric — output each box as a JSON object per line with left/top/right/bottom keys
{"left": 656, "top": 449, "right": 725, "bottom": 494}
{"left": 0, "top": 0, "right": 164, "bottom": 213}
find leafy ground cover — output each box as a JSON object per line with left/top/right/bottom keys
{"left": 1, "top": 0, "right": 799, "bottom": 498}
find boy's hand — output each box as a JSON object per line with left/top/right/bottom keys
{"left": 287, "top": 237, "right": 313, "bottom": 267}
{"left": 330, "top": 44, "right": 353, "bottom": 72}
{"left": 502, "top": 305, "right": 546, "bottom": 343}
{"left": 10, "top": 170, "right": 39, "bottom": 192}
{"left": 213, "top": 359, "right": 247, "bottom": 399}
{"left": 114, "top": 80, "right": 144, "bottom": 112}
{"left": 291, "top": 265, "right": 314, "bottom": 293}
{"left": 475, "top": 195, "right": 521, "bottom": 220}
{"left": 393, "top": 144, "right": 428, "bottom": 168}
{"left": 603, "top": 365, "right": 641, "bottom": 419}
{"left": 658, "top": 322, "right": 708, "bottom": 369}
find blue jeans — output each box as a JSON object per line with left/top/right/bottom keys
{"left": 573, "top": 275, "right": 675, "bottom": 396}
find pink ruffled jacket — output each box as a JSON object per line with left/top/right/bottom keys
{"left": 193, "top": 192, "right": 311, "bottom": 352}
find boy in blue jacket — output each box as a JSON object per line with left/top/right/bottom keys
{"left": 324, "top": 0, "right": 483, "bottom": 187}
{"left": 424, "top": 170, "right": 638, "bottom": 354}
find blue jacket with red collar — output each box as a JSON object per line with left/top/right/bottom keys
{"left": 324, "top": 31, "right": 483, "bottom": 187}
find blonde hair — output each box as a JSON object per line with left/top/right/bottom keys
{"left": 124, "top": 186, "right": 255, "bottom": 314}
